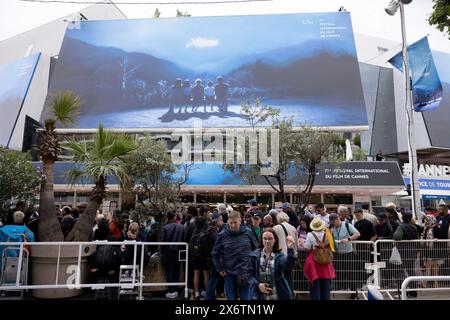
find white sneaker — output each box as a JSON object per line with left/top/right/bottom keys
{"left": 165, "top": 292, "right": 178, "bottom": 299}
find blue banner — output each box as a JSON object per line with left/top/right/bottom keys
{"left": 388, "top": 36, "right": 442, "bottom": 112}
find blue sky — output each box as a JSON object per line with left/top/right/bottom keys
{"left": 66, "top": 12, "right": 356, "bottom": 70}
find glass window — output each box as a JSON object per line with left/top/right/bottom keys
{"left": 225, "top": 193, "right": 255, "bottom": 205}
{"left": 76, "top": 192, "right": 90, "bottom": 204}
{"left": 323, "top": 193, "right": 353, "bottom": 205}
{"left": 180, "top": 193, "right": 194, "bottom": 203}
{"left": 54, "top": 192, "right": 74, "bottom": 204}
{"left": 293, "top": 193, "right": 321, "bottom": 205}
{"left": 196, "top": 193, "right": 224, "bottom": 204}
{"left": 371, "top": 196, "right": 382, "bottom": 207}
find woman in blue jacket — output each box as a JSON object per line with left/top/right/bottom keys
{"left": 248, "top": 228, "right": 296, "bottom": 300}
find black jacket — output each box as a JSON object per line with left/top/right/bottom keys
{"left": 211, "top": 225, "right": 258, "bottom": 276}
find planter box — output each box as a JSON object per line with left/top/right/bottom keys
{"left": 30, "top": 244, "right": 95, "bottom": 299}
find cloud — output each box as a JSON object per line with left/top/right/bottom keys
{"left": 186, "top": 37, "right": 220, "bottom": 48}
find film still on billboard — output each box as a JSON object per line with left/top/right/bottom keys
{"left": 45, "top": 13, "right": 367, "bottom": 129}
{"left": 0, "top": 53, "right": 40, "bottom": 147}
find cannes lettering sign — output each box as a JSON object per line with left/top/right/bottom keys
{"left": 402, "top": 163, "right": 450, "bottom": 178}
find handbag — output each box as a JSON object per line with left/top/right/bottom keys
{"left": 389, "top": 246, "right": 402, "bottom": 265}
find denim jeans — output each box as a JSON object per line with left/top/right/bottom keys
{"left": 309, "top": 278, "right": 332, "bottom": 300}
{"left": 205, "top": 263, "right": 219, "bottom": 300}
{"left": 224, "top": 274, "right": 250, "bottom": 300}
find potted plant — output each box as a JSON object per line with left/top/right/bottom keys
{"left": 32, "top": 92, "right": 137, "bottom": 299}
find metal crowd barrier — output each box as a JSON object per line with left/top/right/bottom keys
{"left": 293, "top": 241, "right": 374, "bottom": 295}
{"left": 374, "top": 239, "right": 450, "bottom": 294}
{"left": 0, "top": 241, "right": 189, "bottom": 300}
{"left": 293, "top": 239, "right": 450, "bottom": 299}
{"left": 401, "top": 276, "right": 450, "bottom": 300}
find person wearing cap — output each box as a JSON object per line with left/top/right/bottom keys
{"left": 329, "top": 213, "right": 360, "bottom": 253}
{"left": 250, "top": 211, "right": 262, "bottom": 242}
{"left": 281, "top": 203, "right": 299, "bottom": 229}
{"left": 375, "top": 212, "right": 394, "bottom": 240}
{"left": 303, "top": 217, "right": 335, "bottom": 300}
{"left": 247, "top": 199, "right": 259, "bottom": 213}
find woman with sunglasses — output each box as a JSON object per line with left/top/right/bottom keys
{"left": 248, "top": 228, "right": 296, "bottom": 300}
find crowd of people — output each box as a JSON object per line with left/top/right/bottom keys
{"left": 0, "top": 200, "right": 449, "bottom": 300}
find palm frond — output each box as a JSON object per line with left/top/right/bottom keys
{"left": 50, "top": 91, "right": 81, "bottom": 127}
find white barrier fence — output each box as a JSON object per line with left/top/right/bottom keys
{"left": 0, "top": 241, "right": 189, "bottom": 300}
{"left": 1, "top": 239, "right": 450, "bottom": 299}
{"left": 292, "top": 239, "right": 450, "bottom": 298}
{"left": 401, "top": 276, "right": 450, "bottom": 300}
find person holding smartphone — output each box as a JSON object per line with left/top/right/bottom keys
{"left": 248, "top": 228, "right": 297, "bottom": 300}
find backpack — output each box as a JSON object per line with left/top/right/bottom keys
{"left": 311, "top": 232, "right": 333, "bottom": 265}
{"left": 189, "top": 223, "right": 213, "bottom": 258}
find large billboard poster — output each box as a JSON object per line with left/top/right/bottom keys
{"left": 45, "top": 13, "right": 367, "bottom": 129}
{"left": 0, "top": 53, "right": 40, "bottom": 147}
{"left": 421, "top": 50, "right": 450, "bottom": 147}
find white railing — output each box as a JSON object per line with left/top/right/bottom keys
{"left": 0, "top": 241, "right": 189, "bottom": 300}
{"left": 401, "top": 276, "right": 450, "bottom": 300}
{"left": 292, "top": 239, "right": 450, "bottom": 299}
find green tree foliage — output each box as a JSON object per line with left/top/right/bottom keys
{"left": 428, "top": 0, "right": 450, "bottom": 39}
{"left": 0, "top": 147, "right": 40, "bottom": 217}
{"left": 241, "top": 98, "right": 280, "bottom": 130}
{"left": 124, "top": 136, "right": 192, "bottom": 220}
{"left": 225, "top": 111, "right": 342, "bottom": 207}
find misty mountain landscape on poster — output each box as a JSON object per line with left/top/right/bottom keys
{"left": 45, "top": 13, "right": 368, "bottom": 128}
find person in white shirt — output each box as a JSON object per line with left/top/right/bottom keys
{"left": 314, "top": 203, "right": 330, "bottom": 227}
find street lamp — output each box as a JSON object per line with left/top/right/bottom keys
{"left": 385, "top": 0, "right": 422, "bottom": 220}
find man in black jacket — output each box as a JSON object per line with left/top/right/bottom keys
{"left": 211, "top": 211, "right": 258, "bottom": 300}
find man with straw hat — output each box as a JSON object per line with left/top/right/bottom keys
{"left": 303, "top": 217, "right": 336, "bottom": 300}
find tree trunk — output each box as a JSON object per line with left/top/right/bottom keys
{"left": 38, "top": 159, "right": 64, "bottom": 241}
{"left": 65, "top": 175, "right": 105, "bottom": 241}
{"left": 276, "top": 174, "right": 286, "bottom": 203}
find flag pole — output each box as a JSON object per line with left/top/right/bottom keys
{"left": 400, "top": 2, "right": 421, "bottom": 220}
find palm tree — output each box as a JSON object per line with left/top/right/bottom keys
{"left": 64, "top": 124, "right": 137, "bottom": 241}
{"left": 38, "top": 91, "right": 80, "bottom": 242}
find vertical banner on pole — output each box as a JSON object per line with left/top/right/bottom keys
{"left": 388, "top": 36, "right": 443, "bottom": 112}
